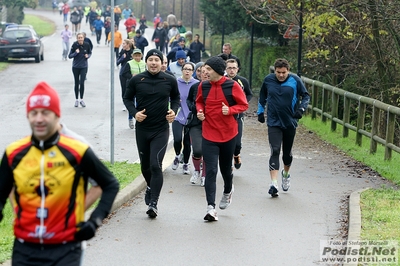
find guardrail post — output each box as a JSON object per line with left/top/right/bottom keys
{"left": 322, "top": 85, "right": 328, "bottom": 123}
{"left": 331, "top": 90, "right": 338, "bottom": 131}
{"left": 385, "top": 108, "right": 395, "bottom": 160}
{"left": 311, "top": 80, "right": 317, "bottom": 119}
{"left": 370, "top": 103, "right": 379, "bottom": 154}
{"left": 343, "top": 92, "right": 350, "bottom": 138}
{"left": 356, "top": 100, "right": 366, "bottom": 146}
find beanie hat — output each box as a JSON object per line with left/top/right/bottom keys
{"left": 194, "top": 62, "right": 204, "bottom": 72}
{"left": 136, "top": 29, "right": 141, "bottom": 34}
{"left": 178, "top": 37, "right": 186, "bottom": 43}
{"left": 175, "top": 48, "right": 187, "bottom": 60}
{"left": 145, "top": 49, "right": 163, "bottom": 62}
{"left": 205, "top": 56, "right": 226, "bottom": 76}
{"left": 26, "top": 81, "right": 61, "bottom": 117}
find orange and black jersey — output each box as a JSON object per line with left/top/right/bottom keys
{"left": 0, "top": 132, "right": 119, "bottom": 244}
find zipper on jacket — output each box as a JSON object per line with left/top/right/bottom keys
{"left": 38, "top": 140, "right": 45, "bottom": 244}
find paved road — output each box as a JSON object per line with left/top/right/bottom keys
{"left": 0, "top": 8, "right": 158, "bottom": 162}
{"left": 0, "top": 9, "right": 392, "bottom": 266}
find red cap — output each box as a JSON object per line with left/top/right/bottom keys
{"left": 26, "top": 81, "right": 61, "bottom": 117}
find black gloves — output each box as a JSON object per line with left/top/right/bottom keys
{"left": 75, "top": 219, "right": 99, "bottom": 241}
{"left": 258, "top": 113, "right": 265, "bottom": 123}
{"left": 293, "top": 108, "right": 305, "bottom": 119}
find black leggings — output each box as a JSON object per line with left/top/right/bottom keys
{"left": 172, "top": 120, "right": 191, "bottom": 164}
{"left": 202, "top": 136, "right": 235, "bottom": 207}
{"left": 136, "top": 127, "right": 169, "bottom": 203}
{"left": 234, "top": 115, "right": 244, "bottom": 156}
{"left": 268, "top": 126, "right": 296, "bottom": 171}
{"left": 189, "top": 125, "right": 202, "bottom": 158}
{"left": 72, "top": 67, "right": 87, "bottom": 99}
{"left": 155, "top": 43, "right": 164, "bottom": 53}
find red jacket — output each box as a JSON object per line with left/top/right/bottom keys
{"left": 196, "top": 76, "right": 248, "bottom": 142}
{"left": 124, "top": 17, "right": 137, "bottom": 31}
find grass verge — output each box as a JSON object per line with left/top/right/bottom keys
{"left": 0, "top": 161, "right": 140, "bottom": 264}
{"left": 23, "top": 14, "right": 56, "bottom": 36}
{"left": 300, "top": 116, "right": 400, "bottom": 263}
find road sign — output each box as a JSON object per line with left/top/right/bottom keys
{"left": 283, "top": 24, "right": 299, "bottom": 39}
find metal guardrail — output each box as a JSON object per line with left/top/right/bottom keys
{"left": 269, "top": 67, "right": 400, "bottom": 160}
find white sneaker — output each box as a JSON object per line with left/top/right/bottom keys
{"left": 200, "top": 176, "right": 205, "bottom": 187}
{"left": 171, "top": 156, "right": 179, "bottom": 170}
{"left": 122, "top": 107, "right": 126, "bottom": 111}
{"left": 129, "top": 119, "right": 134, "bottom": 129}
{"left": 74, "top": 100, "right": 79, "bottom": 107}
{"left": 281, "top": 169, "right": 291, "bottom": 191}
{"left": 190, "top": 171, "right": 200, "bottom": 184}
{"left": 182, "top": 164, "right": 190, "bottom": 175}
{"left": 219, "top": 185, "right": 234, "bottom": 210}
{"left": 204, "top": 205, "right": 218, "bottom": 221}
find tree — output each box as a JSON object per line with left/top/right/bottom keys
{"left": 0, "top": 0, "right": 38, "bottom": 23}
{"left": 238, "top": 0, "right": 400, "bottom": 105}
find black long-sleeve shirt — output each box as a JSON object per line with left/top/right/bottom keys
{"left": 124, "top": 70, "right": 180, "bottom": 132}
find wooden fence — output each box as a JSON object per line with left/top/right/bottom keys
{"left": 269, "top": 67, "right": 400, "bottom": 160}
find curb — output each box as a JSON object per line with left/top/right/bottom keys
{"left": 343, "top": 187, "right": 370, "bottom": 266}
{"left": 85, "top": 147, "right": 176, "bottom": 220}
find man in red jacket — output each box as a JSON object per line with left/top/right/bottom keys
{"left": 196, "top": 56, "right": 248, "bottom": 222}
{"left": 124, "top": 14, "right": 137, "bottom": 37}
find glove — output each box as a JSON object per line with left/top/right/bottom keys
{"left": 293, "top": 108, "right": 305, "bottom": 119}
{"left": 257, "top": 113, "right": 265, "bottom": 123}
{"left": 74, "top": 219, "right": 99, "bottom": 241}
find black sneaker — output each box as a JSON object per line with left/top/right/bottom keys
{"left": 144, "top": 187, "right": 151, "bottom": 205}
{"left": 146, "top": 202, "right": 158, "bottom": 218}
{"left": 234, "top": 155, "right": 241, "bottom": 169}
{"left": 268, "top": 184, "right": 279, "bottom": 197}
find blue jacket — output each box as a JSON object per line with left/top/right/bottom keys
{"left": 134, "top": 35, "right": 148, "bottom": 53}
{"left": 93, "top": 19, "right": 104, "bottom": 31}
{"left": 258, "top": 73, "right": 310, "bottom": 129}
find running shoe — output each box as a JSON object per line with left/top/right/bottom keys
{"left": 80, "top": 100, "right": 86, "bottom": 107}
{"left": 74, "top": 100, "right": 79, "bottom": 107}
{"left": 200, "top": 176, "right": 205, "bottom": 187}
{"left": 182, "top": 164, "right": 190, "bottom": 175}
{"left": 219, "top": 185, "right": 234, "bottom": 210}
{"left": 172, "top": 156, "right": 179, "bottom": 170}
{"left": 146, "top": 202, "right": 158, "bottom": 218}
{"left": 129, "top": 119, "right": 134, "bottom": 129}
{"left": 281, "top": 170, "right": 291, "bottom": 192}
{"left": 268, "top": 184, "right": 279, "bottom": 197}
{"left": 144, "top": 187, "right": 151, "bottom": 205}
{"left": 204, "top": 205, "right": 218, "bottom": 221}
{"left": 190, "top": 171, "right": 200, "bottom": 184}
{"left": 233, "top": 155, "right": 242, "bottom": 169}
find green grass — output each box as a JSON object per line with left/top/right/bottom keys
{"left": 359, "top": 189, "right": 400, "bottom": 265}
{"left": 300, "top": 116, "right": 400, "bottom": 185}
{"left": 0, "top": 161, "right": 140, "bottom": 264}
{"left": 23, "top": 14, "right": 55, "bottom": 36}
{"left": 300, "top": 116, "right": 400, "bottom": 265}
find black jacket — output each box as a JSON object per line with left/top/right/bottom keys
{"left": 124, "top": 70, "right": 180, "bottom": 132}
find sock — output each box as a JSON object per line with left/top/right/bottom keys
{"left": 201, "top": 160, "right": 206, "bottom": 177}
{"left": 282, "top": 170, "right": 289, "bottom": 177}
{"left": 192, "top": 156, "right": 201, "bottom": 171}
{"left": 272, "top": 180, "right": 278, "bottom": 187}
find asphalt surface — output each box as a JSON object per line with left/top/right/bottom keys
{"left": 0, "top": 9, "right": 394, "bottom": 266}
